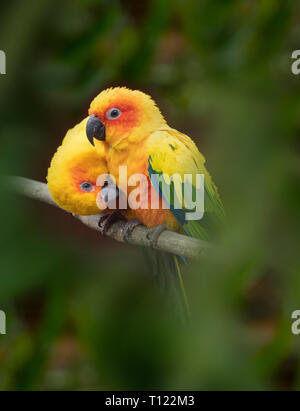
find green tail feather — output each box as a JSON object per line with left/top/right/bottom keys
{"left": 143, "top": 248, "right": 190, "bottom": 324}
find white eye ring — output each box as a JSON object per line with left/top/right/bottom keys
{"left": 106, "top": 107, "right": 122, "bottom": 120}
{"left": 80, "top": 182, "right": 94, "bottom": 192}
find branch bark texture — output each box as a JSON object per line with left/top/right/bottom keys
{"left": 7, "top": 177, "right": 212, "bottom": 259}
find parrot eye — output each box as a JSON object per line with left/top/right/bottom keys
{"left": 106, "top": 107, "right": 122, "bottom": 120}
{"left": 80, "top": 182, "right": 94, "bottom": 192}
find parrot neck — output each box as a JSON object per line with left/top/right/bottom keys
{"left": 109, "top": 132, "right": 148, "bottom": 152}
{"left": 107, "top": 138, "right": 148, "bottom": 184}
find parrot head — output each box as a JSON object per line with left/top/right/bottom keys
{"left": 86, "top": 87, "right": 166, "bottom": 148}
{"left": 47, "top": 118, "right": 118, "bottom": 215}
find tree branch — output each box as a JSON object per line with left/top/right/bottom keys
{"left": 7, "top": 176, "right": 212, "bottom": 259}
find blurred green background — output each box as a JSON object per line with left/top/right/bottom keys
{"left": 0, "top": 0, "right": 300, "bottom": 390}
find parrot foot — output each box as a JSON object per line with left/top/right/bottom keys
{"left": 146, "top": 224, "right": 168, "bottom": 248}
{"left": 122, "top": 219, "right": 143, "bottom": 243}
{"left": 98, "top": 211, "right": 126, "bottom": 236}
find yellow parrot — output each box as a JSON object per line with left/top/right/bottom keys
{"left": 85, "top": 87, "right": 225, "bottom": 243}
{"left": 82, "top": 87, "right": 225, "bottom": 322}
{"left": 47, "top": 117, "right": 127, "bottom": 225}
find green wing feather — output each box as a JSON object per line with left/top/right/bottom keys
{"left": 147, "top": 127, "right": 225, "bottom": 242}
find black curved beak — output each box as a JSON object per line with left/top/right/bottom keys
{"left": 86, "top": 114, "right": 106, "bottom": 146}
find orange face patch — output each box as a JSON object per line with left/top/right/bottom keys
{"left": 89, "top": 98, "right": 141, "bottom": 134}
{"left": 70, "top": 166, "right": 98, "bottom": 194}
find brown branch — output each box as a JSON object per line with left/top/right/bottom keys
{"left": 7, "top": 176, "right": 212, "bottom": 259}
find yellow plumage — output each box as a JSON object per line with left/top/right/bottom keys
{"left": 46, "top": 86, "right": 223, "bottom": 323}
{"left": 47, "top": 117, "right": 109, "bottom": 215}
{"left": 88, "top": 87, "right": 223, "bottom": 237}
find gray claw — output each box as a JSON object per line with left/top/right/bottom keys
{"left": 98, "top": 210, "right": 126, "bottom": 235}
{"left": 146, "top": 224, "right": 168, "bottom": 248}
{"left": 122, "top": 219, "right": 142, "bottom": 243}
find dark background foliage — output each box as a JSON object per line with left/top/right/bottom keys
{"left": 0, "top": 0, "right": 300, "bottom": 390}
